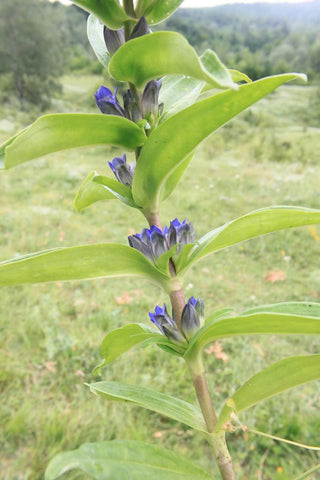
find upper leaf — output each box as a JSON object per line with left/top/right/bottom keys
{"left": 0, "top": 244, "right": 169, "bottom": 287}
{"left": 0, "top": 114, "right": 147, "bottom": 169}
{"left": 109, "top": 31, "right": 237, "bottom": 89}
{"left": 216, "top": 354, "right": 320, "bottom": 430}
{"left": 87, "top": 14, "right": 110, "bottom": 68}
{"left": 72, "top": 0, "right": 129, "bottom": 30}
{"left": 179, "top": 206, "right": 320, "bottom": 273}
{"left": 185, "top": 311, "right": 320, "bottom": 360}
{"left": 45, "top": 440, "right": 214, "bottom": 480}
{"left": 132, "top": 74, "right": 305, "bottom": 214}
{"left": 89, "top": 381, "right": 206, "bottom": 432}
{"left": 94, "top": 323, "right": 185, "bottom": 372}
{"left": 138, "top": 0, "right": 185, "bottom": 25}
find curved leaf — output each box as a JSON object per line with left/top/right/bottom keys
{"left": 109, "top": 32, "right": 236, "bottom": 89}
{"left": 185, "top": 312, "right": 320, "bottom": 359}
{"left": 45, "top": 440, "right": 213, "bottom": 480}
{"left": 180, "top": 206, "right": 320, "bottom": 273}
{"left": 0, "top": 244, "right": 169, "bottom": 287}
{"left": 229, "top": 69, "right": 251, "bottom": 83}
{"left": 141, "top": 0, "right": 184, "bottom": 25}
{"left": 132, "top": 74, "right": 305, "bottom": 213}
{"left": 74, "top": 171, "right": 116, "bottom": 211}
{"left": 72, "top": 0, "right": 129, "bottom": 30}
{"left": 0, "top": 114, "right": 147, "bottom": 169}
{"left": 89, "top": 381, "right": 206, "bottom": 432}
{"left": 216, "top": 354, "right": 320, "bottom": 430}
{"left": 94, "top": 323, "right": 185, "bottom": 372}
{"left": 87, "top": 14, "right": 110, "bottom": 68}
{"left": 242, "top": 302, "right": 320, "bottom": 318}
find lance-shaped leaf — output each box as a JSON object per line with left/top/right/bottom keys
{"left": 216, "top": 354, "right": 320, "bottom": 430}
{"left": 109, "top": 32, "right": 236, "bottom": 90}
{"left": 94, "top": 323, "right": 186, "bottom": 373}
{"left": 132, "top": 74, "right": 305, "bottom": 213}
{"left": 45, "top": 440, "right": 214, "bottom": 480}
{"left": 87, "top": 14, "right": 109, "bottom": 68}
{"left": 0, "top": 114, "right": 147, "bottom": 169}
{"left": 241, "top": 302, "right": 320, "bottom": 318}
{"left": 0, "top": 244, "right": 169, "bottom": 287}
{"left": 185, "top": 312, "right": 320, "bottom": 360}
{"left": 74, "top": 172, "right": 139, "bottom": 211}
{"left": 89, "top": 381, "right": 206, "bottom": 432}
{"left": 179, "top": 206, "right": 320, "bottom": 273}
{"left": 72, "top": 0, "right": 129, "bottom": 30}
{"left": 137, "top": 0, "right": 185, "bottom": 25}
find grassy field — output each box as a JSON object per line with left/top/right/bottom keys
{"left": 0, "top": 74, "right": 320, "bottom": 480}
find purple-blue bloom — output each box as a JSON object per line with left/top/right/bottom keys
{"left": 95, "top": 86, "right": 125, "bottom": 117}
{"left": 108, "top": 154, "right": 135, "bottom": 186}
{"left": 149, "top": 303, "right": 185, "bottom": 343}
{"left": 181, "top": 297, "right": 204, "bottom": 339}
{"left": 128, "top": 219, "right": 194, "bottom": 264}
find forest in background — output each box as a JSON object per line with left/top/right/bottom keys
{"left": 0, "top": 0, "right": 320, "bottom": 106}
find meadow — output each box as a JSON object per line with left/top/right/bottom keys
{"left": 0, "top": 74, "right": 319, "bottom": 480}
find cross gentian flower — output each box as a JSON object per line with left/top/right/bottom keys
{"left": 181, "top": 297, "right": 204, "bottom": 340}
{"left": 130, "top": 17, "right": 151, "bottom": 40}
{"left": 95, "top": 86, "right": 125, "bottom": 116}
{"left": 149, "top": 304, "right": 186, "bottom": 343}
{"left": 128, "top": 219, "right": 195, "bottom": 264}
{"left": 141, "top": 79, "right": 163, "bottom": 122}
{"left": 108, "top": 154, "right": 135, "bottom": 186}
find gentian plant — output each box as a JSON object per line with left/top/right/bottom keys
{"left": 1, "top": 1, "right": 320, "bottom": 479}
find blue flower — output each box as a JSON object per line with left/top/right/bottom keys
{"left": 108, "top": 154, "right": 135, "bottom": 186}
{"left": 181, "top": 297, "right": 204, "bottom": 339}
{"left": 94, "top": 86, "right": 125, "bottom": 116}
{"left": 149, "top": 304, "right": 186, "bottom": 343}
{"left": 128, "top": 219, "right": 194, "bottom": 264}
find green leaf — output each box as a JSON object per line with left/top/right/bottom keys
{"left": 132, "top": 74, "right": 305, "bottom": 213}
{"left": 185, "top": 312, "right": 320, "bottom": 359}
{"left": 109, "top": 32, "right": 237, "bottom": 90}
{"left": 0, "top": 114, "right": 147, "bottom": 169}
{"left": 72, "top": 0, "right": 129, "bottom": 30}
{"left": 242, "top": 302, "right": 320, "bottom": 318}
{"left": 216, "top": 354, "right": 320, "bottom": 430}
{"left": 229, "top": 69, "right": 251, "bottom": 83}
{"left": 74, "top": 172, "right": 116, "bottom": 212}
{"left": 180, "top": 206, "right": 320, "bottom": 273}
{"left": 0, "top": 244, "right": 169, "bottom": 287}
{"left": 143, "top": 0, "right": 185, "bottom": 25}
{"left": 45, "top": 440, "right": 213, "bottom": 480}
{"left": 87, "top": 14, "right": 110, "bottom": 68}
{"left": 89, "top": 381, "right": 206, "bottom": 432}
{"left": 94, "top": 323, "right": 185, "bottom": 372}
{"left": 159, "top": 75, "right": 203, "bottom": 123}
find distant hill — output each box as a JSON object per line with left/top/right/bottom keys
{"left": 159, "top": 1, "right": 320, "bottom": 80}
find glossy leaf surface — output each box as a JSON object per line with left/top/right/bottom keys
{"left": 132, "top": 74, "right": 305, "bottom": 213}
{"left": 89, "top": 381, "right": 206, "bottom": 431}
{"left": 180, "top": 206, "right": 320, "bottom": 273}
{"left": 0, "top": 114, "right": 146, "bottom": 169}
{"left": 109, "top": 32, "right": 236, "bottom": 89}
{"left": 87, "top": 14, "right": 109, "bottom": 68}
{"left": 72, "top": 0, "right": 129, "bottom": 30}
{"left": 95, "top": 323, "right": 185, "bottom": 372}
{"left": 217, "top": 354, "right": 320, "bottom": 429}
{"left": 242, "top": 302, "right": 320, "bottom": 318}
{"left": 186, "top": 312, "right": 320, "bottom": 359}
{"left": 45, "top": 440, "right": 213, "bottom": 480}
{"left": 0, "top": 244, "right": 169, "bottom": 286}
{"left": 142, "top": 0, "right": 184, "bottom": 24}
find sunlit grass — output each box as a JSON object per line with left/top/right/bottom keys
{"left": 0, "top": 75, "right": 319, "bottom": 479}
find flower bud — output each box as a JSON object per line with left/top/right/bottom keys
{"left": 94, "top": 86, "right": 125, "bottom": 117}
{"left": 181, "top": 297, "right": 204, "bottom": 340}
{"left": 149, "top": 304, "right": 186, "bottom": 344}
{"left": 141, "top": 79, "right": 162, "bottom": 122}
{"left": 103, "top": 26, "right": 125, "bottom": 55}
{"left": 108, "top": 154, "right": 135, "bottom": 186}
{"left": 130, "top": 17, "right": 150, "bottom": 40}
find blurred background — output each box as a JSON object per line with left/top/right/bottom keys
{"left": 0, "top": 1, "right": 319, "bottom": 479}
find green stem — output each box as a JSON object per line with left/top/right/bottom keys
{"left": 186, "top": 353, "right": 236, "bottom": 480}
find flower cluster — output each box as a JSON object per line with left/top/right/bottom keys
{"left": 128, "top": 219, "right": 195, "bottom": 263}
{"left": 108, "top": 154, "right": 135, "bottom": 186}
{"left": 149, "top": 297, "right": 204, "bottom": 343}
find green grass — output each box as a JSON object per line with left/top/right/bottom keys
{"left": 0, "top": 75, "right": 319, "bottom": 480}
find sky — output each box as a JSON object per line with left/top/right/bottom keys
{"left": 54, "top": 0, "right": 313, "bottom": 6}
